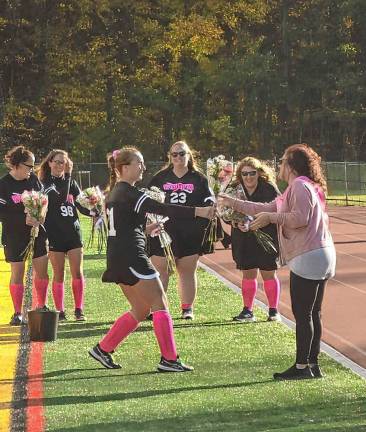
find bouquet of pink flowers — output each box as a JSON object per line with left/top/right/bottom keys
{"left": 21, "top": 190, "right": 49, "bottom": 262}
{"left": 141, "top": 186, "right": 176, "bottom": 274}
{"left": 76, "top": 186, "right": 107, "bottom": 253}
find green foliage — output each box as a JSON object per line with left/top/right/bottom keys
{"left": 1, "top": 0, "right": 366, "bottom": 161}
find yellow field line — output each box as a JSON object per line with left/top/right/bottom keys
{"left": 0, "top": 249, "right": 20, "bottom": 432}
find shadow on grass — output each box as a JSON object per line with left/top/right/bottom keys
{"left": 28, "top": 379, "right": 273, "bottom": 408}
{"left": 84, "top": 254, "right": 106, "bottom": 260}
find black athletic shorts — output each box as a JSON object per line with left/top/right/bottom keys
{"left": 48, "top": 236, "right": 83, "bottom": 253}
{"left": 102, "top": 254, "right": 159, "bottom": 286}
{"left": 148, "top": 219, "right": 208, "bottom": 259}
{"left": 3, "top": 231, "right": 48, "bottom": 263}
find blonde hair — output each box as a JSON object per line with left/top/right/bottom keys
{"left": 106, "top": 146, "right": 140, "bottom": 192}
{"left": 233, "top": 156, "right": 277, "bottom": 188}
{"left": 158, "top": 140, "right": 202, "bottom": 173}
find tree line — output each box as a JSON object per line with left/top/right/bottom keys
{"left": 1, "top": 0, "right": 366, "bottom": 163}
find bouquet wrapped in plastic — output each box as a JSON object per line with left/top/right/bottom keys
{"left": 21, "top": 190, "right": 49, "bottom": 262}
{"left": 141, "top": 186, "right": 176, "bottom": 274}
{"left": 76, "top": 186, "right": 107, "bottom": 254}
{"left": 218, "top": 183, "right": 277, "bottom": 255}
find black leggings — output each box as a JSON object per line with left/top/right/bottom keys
{"left": 290, "top": 272, "right": 327, "bottom": 364}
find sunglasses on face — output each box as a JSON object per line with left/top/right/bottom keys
{"left": 171, "top": 151, "right": 187, "bottom": 158}
{"left": 22, "top": 162, "right": 35, "bottom": 169}
{"left": 241, "top": 170, "right": 257, "bottom": 177}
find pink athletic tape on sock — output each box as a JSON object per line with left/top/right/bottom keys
{"left": 263, "top": 278, "right": 280, "bottom": 309}
{"left": 99, "top": 311, "right": 139, "bottom": 352}
{"left": 52, "top": 282, "right": 65, "bottom": 312}
{"left": 9, "top": 284, "right": 24, "bottom": 313}
{"left": 241, "top": 279, "right": 257, "bottom": 311}
{"left": 72, "top": 278, "right": 85, "bottom": 310}
{"left": 34, "top": 279, "right": 49, "bottom": 307}
{"left": 152, "top": 310, "right": 177, "bottom": 361}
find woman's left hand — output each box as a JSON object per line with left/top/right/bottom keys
{"left": 146, "top": 222, "right": 162, "bottom": 237}
{"left": 249, "top": 212, "right": 271, "bottom": 230}
{"left": 26, "top": 214, "right": 40, "bottom": 227}
{"left": 217, "top": 193, "right": 235, "bottom": 208}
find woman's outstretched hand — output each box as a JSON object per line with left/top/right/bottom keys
{"left": 217, "top": 193, "right": 235, "bottom": 208}
{"left": 249, "top": 212, "right": 271, "bottom": 230}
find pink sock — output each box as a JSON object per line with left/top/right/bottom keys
{"left": 52, "top": 282, "right": 65, "bottom": 312}
{"left": 181, "top": 303, "right": 192, "bottom": 310}
{"left": 241, "top": 279, "right": 257, "bottom": 311}
{"left": 99, "top": 311, "right": 139, "bottom": 352}
{"left": 9, "top": 284, "right": 24, "bottom": 314}
{"left": 263, "top": 278, "right": 280, "bottom": 309}
{"left": 152, "top": 310, "right": 177, "bottom": 361}
{"left": 72, "top": 278, "right": 85, "bottom": 310}
{"left": 34, "top": 279, "right": 49, "bottom": 307}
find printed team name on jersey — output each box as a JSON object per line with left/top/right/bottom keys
{"left": 11, "top": 193, "right": 22, "bottom": 204}
{"left": 162, "top": 182, "right": 195, "bottom": 193}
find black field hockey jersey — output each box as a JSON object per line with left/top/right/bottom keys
{"left": 148, "top": 168, "right": 214, "bottom": 207}
{"left": 105, "top": 181, "right": 196, "bottom": 254}
{"left": 0, "top": 173, "right": 44, "bottom": 244}
{"left": 43, "top": 174, "right": 90, "bottom": 239}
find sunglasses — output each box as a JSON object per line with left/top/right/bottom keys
{"left": 241, "top": 170, "right": 257, "bottom": 177}
{"left": 22, "top": 162, "right": 35, "bottom": 169}
{"left": 171, "top": 151, "right": 187, "bottom": 158}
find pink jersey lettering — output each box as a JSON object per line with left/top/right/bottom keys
{"left": 162, "top": 182, "right": 194, "bottom": 192}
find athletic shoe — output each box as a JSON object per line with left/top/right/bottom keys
{"left": 88, "top": 344, "right": 121, "bottom": 369}
{"left": 233, "top": 307, "right": 256, "bottom": 322}
{"left": 267, "top": 308, "right": 282, "bottom": 322}
{"left": 310, "top": 364, "right": 325, "bottom": 378}
{"left": 74, "top": 308, "right": 86, "bottom": 321}
{"left": 146, "top": 313, "right": 153, "bottom": 321}
{"left": 273, "top": 364, "right": 314, "bottom": 380}
{"left": 58, "top": 311, "right": 67, "bottom": 321}
{"left": 157, "top": 356, "right": 194, "bottom": 372}
{"left": 9, "top": 313, "right": 23, "bottom": 326}
{"left": 182, "top": 308, "right": 194, "bottom": 320}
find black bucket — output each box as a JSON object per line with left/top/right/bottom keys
{"left": 27, "top": 309, "right": 59, "bottom": 342}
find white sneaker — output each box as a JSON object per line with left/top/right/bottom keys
{"left": 182, "top": 308, "right": 194, "bottom": 320}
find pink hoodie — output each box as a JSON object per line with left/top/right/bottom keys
{"left": 232, "top": 177, "right": 332, "bottom": 263}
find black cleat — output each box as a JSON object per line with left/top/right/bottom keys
{"left": 310, "top": 364, "right": 325, "bottom": 378}
{"left": 58, "top": 311, "right": 67, "bottom": 321}
{"left": 88, "top": 344, "right": 121, "bottom": 369}
{"left": 9, "top": 313, "right": 23, "bottom": 326}
{"left": 233, "top": 307, "right": 256, "bottom": 322}
{"left": 75, "top": 308, "right": 86, "bottom": 321}
{"left": 157, "top": 356, "right": 194, "bottom": 372}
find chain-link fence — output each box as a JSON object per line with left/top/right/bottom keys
{"left": 1, "top": 160, "right": 365, "bottom": 205}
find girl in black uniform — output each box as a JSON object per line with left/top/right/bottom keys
{"left": 148, "top": 141, "right": 214, "bottom": 320}
{"left": 88, "top": 147, "right": 213, "bottom": 372}
{"left": 224, "top": 157, "right": 281, "bottom": 323}
{"left": 0, "top": 146, "right": 49, "bottom": 325}
{"left": 38, "top": 149, "right": 92, "bottom": 321}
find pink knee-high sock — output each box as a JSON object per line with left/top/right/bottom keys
{"left": 181, "top": 303, "right": 192, "bottom": 310}
{"left": 99, "top": 311, "right": 139, "bottom": 352}
{"left": 241, "top": 279, "right": 257, "bottom": 311}
{"left": 9, "top": 284, "right": 25, "bottom": 314}
{"left": 52, "top": 282, "right": 65, "bottom": 312}
{"left": 263, "top": 278, "right": 280, "bottom": 309}
{"left": 152, "top": 310, "right": 177, "bottom": 361}
{"left": 72, "top": 278, "right": 85, "bottom": 310}
{"left": 34, "top": 278, "right": 49, "bottom": 307}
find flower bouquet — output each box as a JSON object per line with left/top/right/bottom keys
{"left": 141, "top": 186, "right": 176, "bottom": 274}
{"left": 202, "top": 155, "right": 233, "bottom": 252}
{"left": 76, "top": 186, "right": 107, "bottom": 254}
{"left": 219, "top": 183, "right": 277, "bottom": 255}
{"left": 21, "top": 190, "right": 49, "bottom": 262}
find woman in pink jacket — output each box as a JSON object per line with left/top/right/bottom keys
{"left": 218, "top": 144, "right": 336, "bottom": 380}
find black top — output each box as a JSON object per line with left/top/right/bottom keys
{"left": 105, "top": 181, "right": 196, "bottom": 257}
{"left": 0, "top": 172, "right": 45, "bottom": 244}
{"left": 43, "top": 174, "right": 90, "bottom": 240}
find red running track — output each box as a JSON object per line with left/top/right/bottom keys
{"left": 200, "top": 205, "right": 366, "bottom": 369}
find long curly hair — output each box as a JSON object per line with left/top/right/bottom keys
{"left": 37, "top": 149, "right": 68, "bottom": 181}
{"left": 232, "top": 156, "right": 277, "bottom": 189}
{"left": 284, "top": 144, "right": 327, "bottom": 194}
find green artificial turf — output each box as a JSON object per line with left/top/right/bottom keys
{"left": 40, "top": 219, "right": 366, "bottom": 432}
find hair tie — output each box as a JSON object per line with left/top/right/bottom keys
{"left": 112, "top": 149, "right": 120, "bottom": 160}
